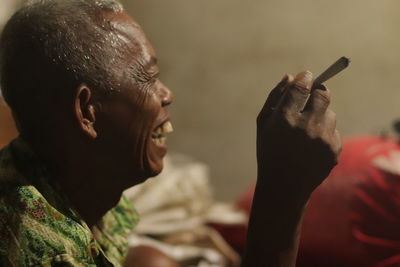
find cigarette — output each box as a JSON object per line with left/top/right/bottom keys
{"left": 313, "top": 56, "right": 350, "bottom": 87}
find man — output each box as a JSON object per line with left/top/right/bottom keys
{"left": 0, "top": 0, "right": 340, "bottom": 266}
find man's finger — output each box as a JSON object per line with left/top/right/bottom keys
{"left": 324, "top": 108, "right": 337, "bottom": 132}
{"left": 303, "top": 85, "right": 331, "bottom": 114}
{"left": 259, "top": 74, "right": 293, "bottom": 116}
{"left": 275, "top": 71, "right": 313, "bottom": 114}
{"left": 333, "top": 129, "right": 342, "bottom": 161}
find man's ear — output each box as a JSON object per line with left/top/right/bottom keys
{"left": 74, "top": 84, "right": 97, "bottom": 139}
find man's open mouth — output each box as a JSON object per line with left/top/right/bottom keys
{"left": 151, "top": 121, "right": 173, "bottom": 145}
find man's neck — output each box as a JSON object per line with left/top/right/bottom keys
{"left": 29, "top": 137, "right": 127, "bottom": 228}
{"left": 55, "top": 171, "right": 124, "bottom": 227}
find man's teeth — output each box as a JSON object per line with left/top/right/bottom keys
{"left": 152, "top": 136, "right": 166, "bottom": 145}
{"left": 162, "top": 121, "right": 174, "bottom": 134}
{"left": 152, "top": 121, "right": 173, "bottom": 145}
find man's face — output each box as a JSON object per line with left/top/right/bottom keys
{"left": 94, "top": 12, "right": 174, "bottom": 184}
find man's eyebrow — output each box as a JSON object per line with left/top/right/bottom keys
{"left": 145, "top": 57, "right": 159, "bottom": 77}
{"left": 146, "top": 56, "right": 158, "bottom": 68}
{"left": 142, "top": 56, "right": 158, "bottom": 73}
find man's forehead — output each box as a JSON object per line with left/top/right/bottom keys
{"left": 105, "top": 12, "right": 157, "bottom": 64}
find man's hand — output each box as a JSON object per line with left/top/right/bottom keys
{"left": 241, "top": 71, "right": 341, "bottom": 267}
{"left": 256, "top": 71, "right": 341, "bottom": 197}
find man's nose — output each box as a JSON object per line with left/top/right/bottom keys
{"left": 157, "top": 81, "right": 174, "bottom": 107}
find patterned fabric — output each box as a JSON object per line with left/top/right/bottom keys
{"left": 0, "top": 138, "right": 140, "bottom": 266}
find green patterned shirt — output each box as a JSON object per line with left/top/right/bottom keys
{"left": 0, "top": 138, "right": 140, "bottom": 266}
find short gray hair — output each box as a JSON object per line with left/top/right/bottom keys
{"left": 0, "top": 0, "right": 129, "bottom": 133}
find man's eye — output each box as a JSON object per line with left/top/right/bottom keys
{"left": 149, "top": 74, "right": 160, "bottom": 85}
{"left": 148, "top": 77, "right": 157, "bottom": 85}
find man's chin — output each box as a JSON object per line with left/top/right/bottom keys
{"left": 145, "top": 162, "right": 164, "bottom": 178}
{"left": 141, "top": 155, "right": 164, "bottom": 178}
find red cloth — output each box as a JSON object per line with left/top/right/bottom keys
{"left": 235, "top": 136, "right": 400, "bottom": 266}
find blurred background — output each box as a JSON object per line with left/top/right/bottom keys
{"left": 2, "top": 0, "right": 400, "bottom": 200}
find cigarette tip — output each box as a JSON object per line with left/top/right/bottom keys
{"left": 341, "top": 56, "right": 351, "bottom": 66}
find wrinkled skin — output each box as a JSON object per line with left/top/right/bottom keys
{"left": 241, "top": 71, "right": 341, "bottom": 267}
{"left": 92, "top": 12, "right": 174, "bottom": 184}
{"left": 31, "top": 12, "right": 174, "bottom": 227}
{"left": 257, "top": 71, "right": 341, "bottom": 195}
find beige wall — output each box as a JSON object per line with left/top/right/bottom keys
{"left": 0, "top": 0, "right": 18, "bottom": 28}
{"left": 2, "top": 1, "right": 400, "bottom": 200}
{"left": 0, "top": 0, "right": 19, "bottom": 146}
{"left": 123, "top": 0, "right": 400, "bottom": 200}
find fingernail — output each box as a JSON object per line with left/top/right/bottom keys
{"left": 314, "top": 84, "right": 327, "bottom": 91}
{"left": 294, "top": 71, "right": 313, "bottom": 89}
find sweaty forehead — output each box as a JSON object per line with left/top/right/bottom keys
{"left": 104, "top": 12, "right": 156, "bottom": 65}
